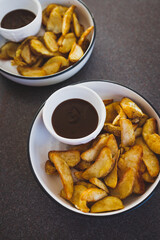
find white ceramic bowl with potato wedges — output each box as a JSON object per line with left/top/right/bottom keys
{"left": 28, "top": 80, "right": 160, "bottom": 216}
{"left": 0, "top": 0, "right": 96, "bottom": 86}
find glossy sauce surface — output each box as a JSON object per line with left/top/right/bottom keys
{"left": 1, "top": 9, "right": 36, "bottom": 29}
{"left": 52, "top": 99, "right": 98, "bottom": 139}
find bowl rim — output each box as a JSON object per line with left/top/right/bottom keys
{"left": 0, "top": 0, "right": 96, "bottom": 81}
{"left": 27, "top": 79, "right": 160, "bottom": 216}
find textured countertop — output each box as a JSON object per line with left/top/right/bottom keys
{"left": 0, "top": 0, "right": 160, "bottom": 239}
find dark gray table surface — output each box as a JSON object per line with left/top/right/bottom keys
{"left": 0, "top": 0, "right": 160, "bottom": 239}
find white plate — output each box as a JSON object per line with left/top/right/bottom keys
{"left": 0, "top": 0, "right": 96, "bottom": 86}
{"left": 28, "top": 81, "right": 160, "bottom": 216}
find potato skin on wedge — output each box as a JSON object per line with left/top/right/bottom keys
{"left": 91, "top": 196, "right": 124, "bottom": 213}
{"left": 81, "top": 188, "right": 107, "bottom": 202}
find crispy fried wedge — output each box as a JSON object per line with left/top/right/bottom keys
{"left": 45, "top": 160, "right": 57, "bottom": 175}
{"left": 120, "top": 119, "right": 135, "bottom": 147}
{"left": 82, "top": 147, "right": 115, "bottom": 180}
{"left": 75, "top": 160, "right": 92, "bottom": 171}
{"left": 104, "top": 158, "right": 118, "bottom": 188}
{"left": 134, "top": 127, "right": 142, "bottom": 138}
{"left": 73, "top": 12, "right": 83, "bottom": 37}
{"left": 62, "top": 5, "right": 75, "bottom": 35}
{"left": 120, "top": 97, "right": 144, "bottom": 119}
{"left": 133, "top": 172, "right": 145, "bottom": 194}
{"left": 89, "top": 178, "right": 109, "bottom": 193}
{"left": 112, "top": 105, "right": 127, "bottom": 126}
{"left": 135, "top": 137, "right": 159, "bottom": 177}
{"left": 103, "top": 123, "right": 121, "bottom": 137}
{"left": 105, "top": 102, "right": 120, "bottom": 123}
{"left": 103, "top": 99, "right": 113, "bottom": 106}
{"left": 59, "top": 32, "right": 76, "bottom": 53}
{"left": 78, "top": 26, "right": 94, "bottom": 46}
{"left": 69, "top": 42, "right": 84, "bottom": 62}
{"left": 81, "top": 135, "right": 109, "bottom": 162}
{"left": 74, "top": 171, "right": 84, "bottom": 180}
{"left": 49, "top": 150, "right": 80, "bottom": 168}
{"left": 0, "top": 42, "right": 19, "bottom": 60}
{"left": 105, "top": 134, "right": 118, "bottom": 159}
{"left": 81, "top": 188, "right": 107, "bottom": 202}
{"left": 142, "top": 118, "right": 160, "bottom": 154}
{"left": 43, "top": 32, "right": 58, "bottom": 52}
{"left": 75, "top": 181, "right": 95, "bottom": 189}
{"left": 46, "top": 7, "right": 62, "bottom": 34}
{"left": 90, "top": 196, "right": 124, "bottom": 213}
{"left": 21, "top": 43, "right": 37, "bottom": 65}
{"left": 42, "top": 62, "right": 61, "bottom": 75}
{"left": 110, "top": 168, "right": 135, "bottom": 199}
{"left": 17, "top": 66, "right": 46, "bottom": 77}
{"left": 44, "top": 56, "right": 69, "bottom": 68}
{"left": 30, "top": 39, "right": 54, "bottom": 57}
{"left": 142, "top": 171, "right": 155, "bottom": 183}
{"left": 50, "top": 153, "right": 73, "bottom": 200}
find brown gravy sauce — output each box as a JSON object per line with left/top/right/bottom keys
{"left": 1, "top": 9, "right": 36, "bottom": 29}
{"left": 52, "top": 99, "right": 98, "bottom": 139}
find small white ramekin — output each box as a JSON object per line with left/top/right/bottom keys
{"left": 0, "top": 0, "right": 42, "bottom": 42}
{"left": 42, "top": 85, "right": 106, "bottom": 145}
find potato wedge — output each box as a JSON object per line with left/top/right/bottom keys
{"left": 142, "top": 118, "right": 160, "bottom": 154}
{"left": 89, "top": 178, "right": 109, "bottom": 193}
{"left": 42, "top": 62, "right": 61, "bottom": 75}
{"left": 49, "top": 150, "right": 80, "bottom": 168}
{"left": 133, "top": 172, "right": 145, "bottom": 194}
{"left": 60, "top": 185, "right": 89, "bottom": 213}
{"left": 142, "top": 171, "right": 155, "bottom": 183}
{"left": 81, "top": 188, "right": 107, "bottom": 202}
{"left": 120, "top": 97, "right": 144, "bottom": 119}
{"left": 105, "top": 134, "right": 118, "bottom": 159}
{"left": 0, "top": 42, "right": 19, "bottom": 60}
{"left": 44, "top": 56, "right": 69, "bottom": 68}
{"left": 69, "top": 42, "right": 84, "bottom": 62}
{"left": 105, "top": 102, "right": 120, "bottom": 123}
{"left": 21, "top": 43, "right": 37, "bottom": 65}
{"left": 70, "top": 141, "right": 92, "bottom": 153}
{"left": 43, "top": 32, "right": 58, "bottom": 52}
{"left": 103, "top": 123, "right": 121, "bottom": 137}
{"left": 120, "top": 119, "right": 135, "bottom": 147}
{"left": 118, "top": 145, "right": 143, "bottom": 174}
{"left": 138, "top": 114, "right": 148, "bottom": 127}
{"left": 75, "top": 160, "right": 92, "bottom": 171}
{"left": 73, "top": 12, "right": 83, "bottom": 37}
{"left": 75, "top": 181, "right": 95, "bottom": 189}
{"left": 110, "top": 168, "right": 135, "bottom": 199}
{"left": 45, "top": 160, "right": 56, "bottom": 175}
{"left": 30, "top": 39, "right": 54, "bottom": 57}
{"left": 90, "top": 196, "right": 124, "bottom": 213}
{"left": 103, "top": 99, "right": 113, "bottom": 106}
{"left": 112, "top": 105, "right": 127, "bottom": 126}
{"left": 78, "top": 26, "right": 94, "bottom": 46}
{"left": 134, "top": 127, "right": 142, "bottom": 138}
{"left": 17, "top": 66, "right": 46, "bottom": 77}
{"left": 62, "top": 5, "right": 75, "bottom": 35}
{"left": 50, "top": 153, "right": 73, "bottom": 200}
{"left": 82, "top": 147, "right": 115, "bottom": 179}
{"left": 59, "top": 33, "right": 76, "bottom": 53}
{"left": 46, "top": 7, "right": 62, "bottom": 34}
{"left": 104, "top": 158, "right": 118, "bottom": 188}
{"left": 135, "top": 137, "right": 159, "bottom": 177}
{"left": 74, "top": 171, "right": 84, "bottom": 180}
{"left": 81, "top": 135, "right": 109, "bottom": 162}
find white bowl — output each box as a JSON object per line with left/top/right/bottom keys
{"left": 42, "top": 85, "right": 106, "bottom": 145}
{"left": 0, "top": 0, "right": 96, "bottom": 86}
{"left": 28, "top": 80, "right": 160, "bottom": 216}
{"left": 0, "top": 0, "right": 42, "bottom": 42}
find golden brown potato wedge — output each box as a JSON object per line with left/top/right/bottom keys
{"left": 30, "top": 39, "right": 54, "bottom": 57}
{"left": 59, "top": 33, "right": 76, "bottom": 53}
{"left": 120, "top": 97, "right": 144, "bottom": 119}
{"left": 90, "top": 196, "right": 124, "bottom": 213}
{"left": 46, "top": 7, "right": 62, "bottom": 34}
{"left": 42, "top": 4, "right": 57, "bottom": 26}
{"left": 78, "top": 26, "right": 94, "bottom": 46}
{"left": 43, "top": 32, "right": 58, "bottom": 52}
{"left": 142, "top": 171, "right": 155, "bottom": 183}
{"left": 74, "top": 171, "right": 84, "bottom": 180}
{"left": 89, "top": 178, "right": 109, "bottom": 193}
{"left": 120, "top": 119, "right": 135, "bottom": 147}
{"left": 81, "top": 188, "right": 107, "bottom": 202}
{"left": 105, "top": 134, "right": 118, "bottom": 159}
{"left": 138, "top": 114, "right": 148, "bottom": 127}
{"left": 110, "top": 168, "right": 135, "bottom": 199}
{"left": 0, "top": 42, "right": 19, "bottom": 60}
{"left": 17, "top": 66, "right": 46, "bottom": 77}
{"left": 75, "top": 181, "right": 95, "bottom": 189}
{"left": 135, "top": 137, "right": 159, "bottom": 177}
{"left": 118, "top": 145, "right": 143, "bottom": 174}
{"left": 103, "top": 99, "right": 113, "bottom": 106}
{"left": 105, "top": 102, "right": 120, "bottom": 123}
{"left": 45, "top": 160, "right": 57, "bottom": 175}
{"left": 21, "top": 43, "right": 37, "bottom": 65}
{"left": 142, "top": 118, "right": 160, "bottom": 154}
{"left": 44, "top": 56, "right": 69, "bottom": 68}
{"left": 50, "top": 153, "right": 73, "bottom": 200}
{"left": 103, "top": 123, "right": 121, "bottom": 137}
{"left": 73, "top": 12, "right": 83, "bottom": 37}
{"left": 104, "top": 158, "right": 118, "bottom": 188}
{"left": 112, "top": 105, "right": 127, "bottom": 126}
{"left": 133, "top": 172, "right": 145, "bottom": 194}
{"left": 75, "top": 160, "right": 92, "bottom": 171}
{"left": 82, "top": 147, "right": 115, "bottom": 179}
{"left": 49, "top": 150, "right": 80, "bottom": 168}
{"left": 134, "top": 127, "right": 142, "bottom": 138}
{"left": 62, "top": 5, "right": 75, "bottom": 35}
{"left": 69, "top": 42, "right": 84, "bottom": 62}
{"left": 81, "top": 135, "right": 109, "bottom": 162}
{"left": 42, "top": 62, "right": 61, "bottom": 75}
